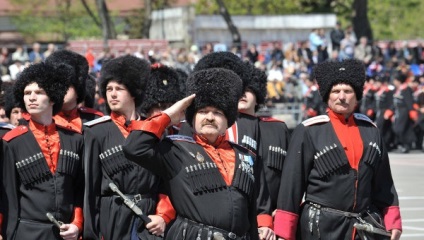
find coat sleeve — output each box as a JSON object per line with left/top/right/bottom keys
{"left": 274, "top": 124, "right": 314, "bottom": 239}
{"left": 1, "top": 141, "right": 20, "bottom": 239}
{"left": 71, "top": 136, "right": 85, "bottom": 231}
{"left": 123, "top": 113, "right": 180, "bottom": 179}
{"left": 372, "top": 144, "right": 402, "bottom": 231}
{"left": 82, "top": 128, "right": 102, "bottom": 240}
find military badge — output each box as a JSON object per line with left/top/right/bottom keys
{"left": 196, "top": 152, "right": 204, "bottom": 162}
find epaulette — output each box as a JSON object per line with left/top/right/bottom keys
{"left": 79, "top": 107, "right": 104, "bottom": 117}
{"left": 83, "top": 115, "right": 111, "bottom": 127}
{"left": 302, "top": 115, "right": 330, "bottom": 126}
{"left": 166, "top": 134, "right": 196, "bottom": 143}
{"left": 259, "top": 116, "right": 284, "bottom": 123}
{"left": 3, "top": 125, "right": 29, "bottom": 142}
{"left": 0, "top": 122, "right": 15, "bottom": 130}
{"left": 354, "top": 113, "right": 377, "bottom": 128}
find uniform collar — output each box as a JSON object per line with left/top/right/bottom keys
{"left": 328, "top": 108, "right": 355, "bottom": 125}
{"left": 29, "top": 118, "right": 56, "bottom": 134}
{"left": 194, "top": 133, "right": 227, "bottom": 148}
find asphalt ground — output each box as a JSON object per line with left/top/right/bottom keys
{"left": 389, "top": 150, "right": 424, "bottom": 239}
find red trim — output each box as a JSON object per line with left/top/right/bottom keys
{"left": 409, "top": 110, "right": 418, "bottom": 122}
{"left": 257, "top": 214, "right": 273, "bottom": 229}
{"left": 259, "top": 116, "right": 284, "bottom": 122}
{"left": 384, "top": 109, "right": 394, "bottom": 120}
{"left": 79, "top": 107, "right": 104, "bottom": 117}
{"left": 22, "top": 112, "right": 31, "bottom": 120}
{"left": 2, "top": 125, "right": 29, "bottom": 142}
{"left": 155, "top": 194, "right": 176, "bottom": 224}
{"left": 383, "top": 206, "right": 402, "bottom": 231}
{"left": 130, "top": 113, "right": 170, "bottom": 139}
{"left": 274, "top": 209, "right": 298, "bottom": 240}
{"left": 71, "top": 207, "right": 84, "bottom": 232}
{"left": 366, "top": 109, "right": 374, "bottom": 118}
{"left": 0, "top": 213, "right": 3, "bottom": 234}
{"left": 306, "top": 108, "right": 318, "bottom": 117}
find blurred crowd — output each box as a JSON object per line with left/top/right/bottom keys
{"left": 1, "top": 22, "right": 424, "bottom": 152}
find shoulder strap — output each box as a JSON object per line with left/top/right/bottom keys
{"left": 302, "top": 115, "right": 330, "bottom": 126}
{"left": 83, "top": 115, "right": 111, "bottom": 127}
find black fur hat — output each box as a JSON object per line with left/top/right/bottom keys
{"left": 45, "top": 49, "right": 88, "bottom": 104}
{"left": 3, "top": 83, "right": 20, "bottom": 118}
{"left": 193, "top": 52, "right": 249, "bottom": 90}
{"left": 185, "top": 68, "right": 243, "bottom": 127}
{"left": 244, "top": 61, "right": 267, "bottom": 106}
{"left": 100, "top": 55, "right": 150, "bottom": 108}
{"left": 14, "top": 62, "right": 73, "bottom": 115}
{"left": 84, "top": 74, "right": 97, "bottom": 108}
{"left": 313, "top": 59, "right": 366, "bottom": 103}
{"left": 175, "top": 68, "right": 188, "bottom": 94}
{"left": 141, "top": 63, "right": 183, "bottom": 113}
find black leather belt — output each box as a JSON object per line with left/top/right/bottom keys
{"left": 308, "top": 202, "right": 361, "bottom": 218}
{"left": 104, "top": 193, "right": 153, "bottom": 204}
{"left": 178, "top": 216, "right": 247, "bottom": 240}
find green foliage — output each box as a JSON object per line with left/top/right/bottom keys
{"left": 193, "top": 0, "right": 338, "bottom": 15}
{"left": 194, "top": 0, "right": 424, "bottom": 40}
{"left": 367, "top": 0, "right": 424, "bottom": 40}
{"left": 194, "top": 0, "right": 323, "bottom": 15}
{"left": 9, "top": 0, "right": 126, "bottom": 41}
{"left": 124, "top": 9, "right": 145, "bottom": 39}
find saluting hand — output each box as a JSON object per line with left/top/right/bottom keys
{"left": 163, "top": 94, "right": 196, "bottom": 125}
{"left": 59, "top": 223, "right": 79, "bottom": 240}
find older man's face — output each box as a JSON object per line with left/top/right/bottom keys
{"left": 327, "top": 83, "right": 358, "bottom": 117}
{"left": 193, "top": 106, "right": 228, "bottom": 143}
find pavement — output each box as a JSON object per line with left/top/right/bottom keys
{"left": 389, "top": 150, "right": 424, "bottom": 239}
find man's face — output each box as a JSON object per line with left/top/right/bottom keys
{"left": 62, "top": 85, "right": 78, "bottom": 111}
{"left": 238, "top": 89, "right": 257, "bottom": 114}
{"left": 106, "top": 81, "right": 134, "bottom": 114}
{"left": 9, "top": 107, "right": 23, "bottom": 126}
{"left": 193, "top": 106, "right": 228, "bottom": 143}
{"left": 327, "top": 83, "right": 358, "bottom": 117}
{"left": 0, "top": 107, "right": 9, "bottom": 123}
{"left": 23, "top": 82, "right": 54, "bottom": 117}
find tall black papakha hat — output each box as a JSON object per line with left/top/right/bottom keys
{"left": 175, "top": 68, "right": 188, "bottom": 94}
{"left": 3, "top": 83, "right": 20, "bottom": 118}
{"left": 141, "top": 63, "right": 183, "bottom": 114}
{"left": 313, "top": 59, "right": 366, "bottom": 103}
{"left": 244, "top": 61, "right": 267, "bottom": 109}
{"left": 45, "top": 49, "right": 89, "bottom": 104}
{"left": 99, "top": 55, "right": 150, "bottom": 108}
{"left": 185, "top": 68, "right": 243, "bottom": 127}
{"left": 193, "top": 51, "right": 250, "bottom": 90}
{"left": 14, "top": 62, "right": 73, "bottom": 115}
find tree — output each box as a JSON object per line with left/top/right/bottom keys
{"left": 367, "top": 0, "right": 424, "bottom": 40}
{"left": 142, "top": 0, "right": 152, "bottom": 38}
{"left": 9, "top": 0, "right": 107, "bottom": 42}
{"left": 216, "top": 0, "right": 241, "bottom": 50}
{"left": 352, "top": 0, "right": 372, "bottom": 40}
{"left": 95, "top": 0, "right": 116, "bottom": 49}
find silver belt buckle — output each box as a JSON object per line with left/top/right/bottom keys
{"left": 133, "top": 194, "right": 142, "bottom": 203}
{"left": 228, "top": 232, "right": 237, "bottom": 239}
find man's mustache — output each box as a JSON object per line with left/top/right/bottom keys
{"left": 201, "top": 120, "right": 217, "bottom": 128}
